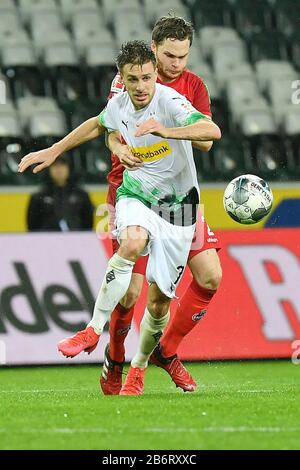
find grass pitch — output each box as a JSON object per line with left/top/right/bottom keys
{"left": 0, "top": 360, "right": 299, "bottom": 450}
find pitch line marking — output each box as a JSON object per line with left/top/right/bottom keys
{"left": 0, "top": 427, "right": 299, "bottom": 434}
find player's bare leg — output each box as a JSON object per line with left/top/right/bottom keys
{"left": 58, "top": 227, "right": 148, "bottom": 358}
{"left": 150, "top": 249, "right": 222, "bottom": 391}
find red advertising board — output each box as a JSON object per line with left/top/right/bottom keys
{"left": 1, "top": 229, "right": 299, "bottom": 364}
{"left": 128, "top": 228, "right": 300, "bottom": 360}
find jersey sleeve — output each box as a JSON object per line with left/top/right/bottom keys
{"left": 98, "top": 100, "right": 118, "bottom": 132}
{"left": 167, "top": 94, "right": 209, "bottom": 127}
{"left": 192, "top": 78, "right": 212, "bottom": 118}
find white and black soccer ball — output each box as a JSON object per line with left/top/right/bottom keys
{"left": 223, "top": 174, "right": 273, "bottom": 224}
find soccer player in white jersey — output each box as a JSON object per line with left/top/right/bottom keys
{"left": 18, "top": 18, "right": 222, "bottom": 394}
{"left": 55, "top": 41, "right": 221, "bottom": 395}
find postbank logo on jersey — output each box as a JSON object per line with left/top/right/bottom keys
{"left": 130, "top": 140, "right": 171, "bottom": 163}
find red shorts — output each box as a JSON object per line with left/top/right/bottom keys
{"left": 106, "top": 185, "right": 221, "bottom": 275}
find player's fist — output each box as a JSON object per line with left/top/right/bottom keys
{"left": 135, "top": 118, "right": 168, "bottom": 138}
{"left": 117, "top": 145, "right": 144, "bottom": 170}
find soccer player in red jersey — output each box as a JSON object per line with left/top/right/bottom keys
{"left": 101, "top": 17, "right": 222, "bottom": 394}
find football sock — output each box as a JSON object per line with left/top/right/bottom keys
{"left": 131, "top": 308, "right": 170, "bottom": 369}
{"left": 88, "top": 253, "right": 135, "bottom": 334}
{"left": 109, "top": 303, "right": 135, "bottom": 362}
{"left": 160, "top": 280, "right": 216, "bottom": 358}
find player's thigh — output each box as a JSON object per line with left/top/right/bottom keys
{"left": 120, "top": 272, "right": 144, "bottom": 309}
{"left": 116, "top": 198, "right": 152, "bottom": 259}
{"left": 188, "top": 248, "right": 222, "bottom": 290}
{"left": 118, "top": 226, "right": 149, "bottom": 260}
{"left": 147, "top": 282, "right": 171, "bottom": 318}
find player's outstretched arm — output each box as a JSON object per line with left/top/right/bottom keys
{"left": 18, "top": 117, "right": 105, "bottom": 174}
{"left": 135, "top": 117, "right": 221, "bottom": 142}
{"left": 191, "top": 113, "right": 213, "bottom": 152}
{"left": 107, "top": 131, "right": 143, "bottom": 170}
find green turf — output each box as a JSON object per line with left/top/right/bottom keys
{"left": 0, "top": 361, "right": 299, "bottom": 450}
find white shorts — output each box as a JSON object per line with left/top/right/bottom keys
{"left": 115, "top": 198, "right": 195, "bottom": 298}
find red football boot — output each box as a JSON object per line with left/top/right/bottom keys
{"left": 119, "top": 366, "right": 146, "bottom": 395}
{"left": 100, "top": 345, "right": 124, "bottom": 395}
{"left": 149, "top": 344, "right": 197, "bottom": 392}
{"left": 58, "top": 326, "right": 100, "bottom": 358}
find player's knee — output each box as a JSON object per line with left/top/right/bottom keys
{"left": 118, "top": 240, "right": 145, "bottom": 262}
{"left": 148, "top": 298, "right": 170, "bottom": 318}
{"left": 197, "top": 266, "right": 222, "bottom": 291}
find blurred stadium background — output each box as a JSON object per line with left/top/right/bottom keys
{"left": 0, "top": 0, "right": 300, "bottom": 451}
{"left": 1, "top": 0, "right": 300, "bottom": 184}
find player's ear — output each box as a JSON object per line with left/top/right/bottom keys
{"left": 150, "top": 40, "right": 156, "bottom": 53}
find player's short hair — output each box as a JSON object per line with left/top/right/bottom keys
{"left": 152, "top": 15, "right": 194, "bottom": 46}
{"left": 116, "top": 40, "right": 156, "bottom": 72}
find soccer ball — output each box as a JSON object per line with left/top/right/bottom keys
{"left": 223, "top": 174, "right": 273, "bottom": 224}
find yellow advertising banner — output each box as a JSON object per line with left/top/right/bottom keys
{"left": 1, "top": 186, "right": 300, "bottom": 232}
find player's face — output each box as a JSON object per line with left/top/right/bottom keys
{"left": 121, "top": 62, "right": 158, "bottom": 110}
{"left": 152, "top": 38, "right": 190, "bottom": 82}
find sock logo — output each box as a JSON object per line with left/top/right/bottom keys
{"left": 152, "top": 330, "right": 163, "bottom": 342}
{"left": 192, "top": 309, "right": 207, "bottom": 322}
{"left": 117, "top": 325, "right": 131, "bottom": 336}
{"left": 106, "top": 270, "right": 116, "bottom": 284}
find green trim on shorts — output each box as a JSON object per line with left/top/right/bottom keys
{"left": 116, "top": 170, "right": 190, "bottom": 211}
{"left": 116, "top": 171, "right": 159, "bottom": 206}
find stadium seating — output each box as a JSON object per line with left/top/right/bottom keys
{"left": 102, "top": 0, "right": 141, "bottom": 26}
{"left": 199, "top": 26, "right": 240, "bottom": 59}
{"left": 0, "top": 101, "right": 33, "bottom": 184}
{"left": 233, "top": 0, "right": 273, "bottom": 36}
{"left": 255, "top": 59, "right": 297, "bottom": 91}
{"left": 190, "top": 0, "right": 232, "bottom": 28}
{"left": 272, "top": 0, "right": 300, "bottom": 37}
{"left": 290, "top": 31, "right": 300, "bottom": 69}
{"left": 144, "top": 0, "right": 188, "bottom": 27}
{"left": 249, "top": 31, "right": 289, "bottom": 62}
{"left": 19, "top": 0, "right": 59, "bottom": 23}
{"left": 213, "top": 135, "right": 251, "bottom": 180}
{"left": 0, "top": 72, "right": 12, "bottom": 101}
{"left": 226, "top": 76, "right": 261, "bottom": 121}
{"left": 0, "top": 0, "right": 18, "bottom": 15}
{"left": 0, "top": 0, "right": 299, "bottom": 184}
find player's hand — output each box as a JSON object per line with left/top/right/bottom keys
{"left": 18, "top": 147, "right": 59, "bottom": 173}
{"left": 116, "top": 145, "right": 144, "bottom": 170}
{"left": 135, "top": 118, "right": 168, "bottom": 138}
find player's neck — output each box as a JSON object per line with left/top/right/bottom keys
{"left": 157, "top": 71, "right": 180, "bottom": 84}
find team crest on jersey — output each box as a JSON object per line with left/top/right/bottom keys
{"left": 130, "top": 141, "right": 172, "bottom": 163}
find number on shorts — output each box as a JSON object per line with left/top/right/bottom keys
{"left": 174, "top": 265, "right": 184, "bottom": 285}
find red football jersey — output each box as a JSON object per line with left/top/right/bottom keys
{"left": 106, "top": 69, "right": 212, "bottom": 188}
